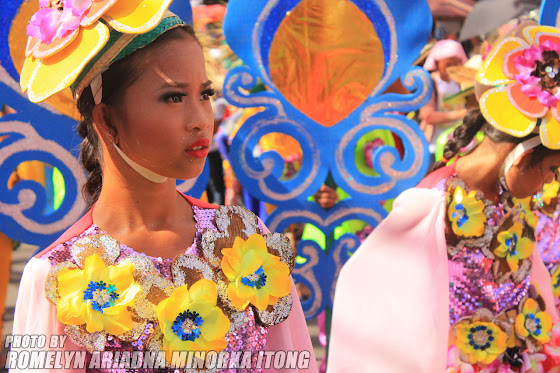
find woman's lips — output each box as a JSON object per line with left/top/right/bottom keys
{"left": 185, "top": 138, "right": 210, "bottom": 158}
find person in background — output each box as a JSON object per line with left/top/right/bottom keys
{"left": 420, "top": 39, "right": 468, "bottom": 164}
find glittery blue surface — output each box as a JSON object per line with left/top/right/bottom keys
{"left": 224, "top": 0, "right": 433, "bottom": 319}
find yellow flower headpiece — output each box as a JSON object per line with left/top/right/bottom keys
{"left": 476, "top": 21, "right": 560, "bottom": 149}
{"left": 20, "top": 0, "right": 183, "bottom": 103}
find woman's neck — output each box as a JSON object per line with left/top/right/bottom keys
{"left": 455, "top": 138, "right": 515, "bottom": 203}
{"left": 92, "top": 165, "right": 191, "bottom": 235}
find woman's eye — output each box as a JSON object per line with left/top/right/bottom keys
{"left": 201, "top": 89, "right": 216, "bottom": 101}
{"left": 164, "top": 93, "right": 185, "bottom": 103}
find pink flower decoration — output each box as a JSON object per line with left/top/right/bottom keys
{"left": 446, "top": 346, "right": 475, "bottom": 373}
{"left": 544, "top": 323, "right": 560, "bottom": 365}
{"left": 27, "top": 0, "right": 93, "bottom": 44}
{"left": 521, "top": 352, "right": 546, "bottom": 373}
{"left": 513, "top": 40, "right": 560, "bottom": 108}
{"left": 479, "top": 360, "right": 515, "bottom": 373}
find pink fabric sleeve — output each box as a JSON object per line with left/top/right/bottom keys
{"left": 327, "top": 188, "right": 449, "bottom": 373}
{"left": 259, "top": 219, "right": 318, "bottom": 372}
{"left": 10, "top": 258, "right": 84, "bottom": 373}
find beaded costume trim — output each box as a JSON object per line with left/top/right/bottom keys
{"left": 444, "top": 178, "right": 558, "bottom": 370}
{"left": 43, "top": 206, "right": 294, "bottom": 369}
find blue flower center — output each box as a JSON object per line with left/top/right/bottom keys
{"left": 452, "top": 203, "right": 469, "bottom": 228}
{"left": 83, "top": 281, "right": 119, "bottom": 313}
{"left": 468, "top": 325, "right": 494, "bottom": 351}
{"left": 525, "top": 313, "right": 542, "bottom": 336}
{"left": 172, "top": 310, "right": 204, "bottom": 342}
{"left": 241, "top": 266, "right": 267, "bottom": 289}
{"left": 505, "top": 234, "right": 518, "bottom": 256}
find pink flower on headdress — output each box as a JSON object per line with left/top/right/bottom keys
{"left": 27, "top": 2, "right": 85, "bottom": 45}
{"left": 513, "top": 40, "right": 560, "bottom": 108}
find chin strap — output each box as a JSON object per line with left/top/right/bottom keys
{"left": 499, "top": 136, "right": 542, "bottom": 179}
{"left": 90, "top": 77, "right": 168, "bottom": 184}
{"left": 112, "top": 143, "right": 168, "bottom": 183}
{"left": 91, "top": 74, "right": 103, "bottom": 105}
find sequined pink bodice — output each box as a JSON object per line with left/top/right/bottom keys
{"left": 435, "top": 177, "right": 531, "bottom": 325}
{"left": 536, "top": 209, "right": 560, "bottom": 272}
{"left": 43, "top": 206, "right": 269, "bottom": 372}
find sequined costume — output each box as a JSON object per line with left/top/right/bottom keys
{"left": 11, "top": 195, "right": 316, "bottom": 373}
{"left": 535, "top": 182, "right": 560, "bottom": 315}
{"left": 328, "top": 164, "right": 560, "bottom": 373}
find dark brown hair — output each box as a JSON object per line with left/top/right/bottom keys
{"left": 429, "top": 109, "right": 556, "bottom": 174}
{"left": 76, "top": 25, "right": 198, "bottom": 206}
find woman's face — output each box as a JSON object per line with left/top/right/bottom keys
{"left": 108, "top": 34, "right": 214, "bottom": 181}
{"left": 506, "top": 151, "right": 560, "bottom": 198}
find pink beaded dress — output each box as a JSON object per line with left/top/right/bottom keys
{"left": 11, "top": 195, "right": 316, "bottom": 373}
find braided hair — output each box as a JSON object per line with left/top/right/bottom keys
{"left": 429, "top": 109, "right": 556, "bottom": 174}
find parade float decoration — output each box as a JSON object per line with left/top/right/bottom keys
{"left": 223, "top": 0, "right": 433, "bottom": 320}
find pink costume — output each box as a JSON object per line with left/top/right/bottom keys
{"left": 328, "top": 164, "right": 560, "bottom": 373}
{"left": 11, "top": 194, "right": 316, "bottom": 373}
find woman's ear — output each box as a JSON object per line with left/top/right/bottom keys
{"left": 92, "top": 104, "right": 118, "bottom": 144}
{"left": 513, "top": 148, "right": 534, "bottom": 167}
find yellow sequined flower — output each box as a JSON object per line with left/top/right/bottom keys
{"left": 515, "top": 298, "right": 552, "bottom": 344}
{"left": 448, "top": 186, "right": 487, "bottom": 237}
{"left": 513, "top": 197, "right": 538, "bottom": 228}
{"left": 455, "top": 321, "right": 508, "bottom": 365}
{"left": 221, "top": 234, "right": 291, "bottom": 311}
{"left": 156, "top": 279, "right": 230, "bottom": 366}
{"left": 477, "top": 24, "right": 560, "bottom": 149}
{"left": 542, "top": 179, "right": 560, "bottom": 206}
{"left": 494, "top": 222, "right": 534, "bottom": 272}
{"left": 21, "top": 0, "right": 173, "bottom": 102}
{"left": 56, "top": 253, "right": 141, "bottom": 334}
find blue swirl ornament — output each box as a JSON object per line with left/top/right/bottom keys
{"left": 223, "top": 0, "right": 433, "bottom": 319}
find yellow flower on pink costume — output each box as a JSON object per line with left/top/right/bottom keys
{"left": 448, "top": 186, "right": 487, "bottom": 238}
{"left": 455, "top": 321, "right": 508, "bottom": 365}
{"left": 494, "top": 222, "right": 534, "bottom": 272}
{"left": 221, "top": 234, "right": 291, "bottom": 311}
{"left": 21, "top": 0, "right": 173, "bottom": 102}
{"left": 156, "top": 279, "right": 230, "bottom": 366}
{"left": 513, "top": 197, "right": 538, "bottom": 228}
{"left": 515, "top": 298, "right": 552, "bottom": 345}
{"left": 56, "top": 253, "right": 141, "bottom": 334}
{"left": 478, "top": 24, "right": 560, "bottom": 149}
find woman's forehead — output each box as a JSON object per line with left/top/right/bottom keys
{"left": 134, "top": 39, "right": 207, "bottom": 86}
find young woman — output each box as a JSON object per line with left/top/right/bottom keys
{"left": 329, "top": 22, "right": 560, "bottom": 372}
{"left": 12, "top": 2, "right": 315, "bottom": 372}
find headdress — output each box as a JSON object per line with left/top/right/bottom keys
{"left": 20, "top": 0, "right": 185, "bottom": 103}
{"left": 476, "top": 21, "right": 560, "bottom": 174}
{"left": 20, "top": 0, "right": 194, "bottom": 183}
